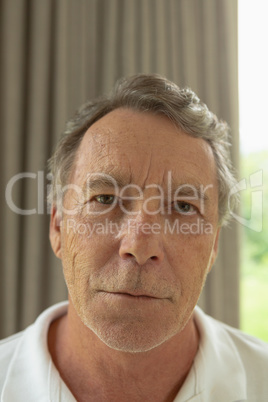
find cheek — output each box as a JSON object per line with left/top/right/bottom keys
{"left": 169, "top": 234, "right": 215, "bottom": 289}
{"left": 60, "top": 220, "right": 118, "bottom": 290}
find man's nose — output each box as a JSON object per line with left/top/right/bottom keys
{"left": 118, "top": 212, "right": 165, "bottom": 266}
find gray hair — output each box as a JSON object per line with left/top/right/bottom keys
{"left": 48, "top": 73, "right": 238, "bottom": 225}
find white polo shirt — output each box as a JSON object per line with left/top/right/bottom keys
{"left": 0, "top": 302, "right": 267, "bottom": 401}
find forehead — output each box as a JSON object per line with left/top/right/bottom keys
{"left": 72, "top": 108, "right": 217, "bottom": 190}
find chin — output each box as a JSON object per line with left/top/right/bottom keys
{"left": 85, "top": 317, "right": 183, "bottom": 354}
{"left": 71, "top": 294, "right": 192, "bottom": 353}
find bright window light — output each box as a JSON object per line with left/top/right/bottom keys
{"left": 239, "top": 0, "right": 268, "bottom": 153}
{"left": 238, "top": 0, "right": 268, "bottom": 342}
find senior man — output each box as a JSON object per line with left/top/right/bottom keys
{"left": 1, "top": 74, "right": 268, "bottom": 401}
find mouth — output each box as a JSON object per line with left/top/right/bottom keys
{"left": 99, "top": 290, "right": 163, "bottom": 300}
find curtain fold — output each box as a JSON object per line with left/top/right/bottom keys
{"left": 0, "top": 0, "right": 239, "bottom": 338}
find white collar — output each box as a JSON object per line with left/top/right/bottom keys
{"left": 1, "top": 302, "right": 69, "bottom": 401}
{"left": 1, "top": 303, "right": 247, "bottom": 402}
{"left": 174, "top": 306, "right": 247, "bottom": 401}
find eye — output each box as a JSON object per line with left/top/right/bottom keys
{"left": 95, "top": 195, "right": 116, "bottom": 205}
{"left": 173, "top": 201, "right": 196, "bottom": 214}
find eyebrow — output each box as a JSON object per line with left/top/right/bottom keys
{"left": 173, "top": 185, "right": 210, "bottom": 202}
{"left": 169, "top": 172, "right": 213, "bottom": 202}
{"left": 82, "top": 174, "right": 130, "bottom": 193}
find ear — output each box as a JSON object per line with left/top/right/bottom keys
{"left": 49, "top": 206, "right": 62, "bottom": 259}
{"left": 208, "top": 227, "right": 221, "bottom": 272}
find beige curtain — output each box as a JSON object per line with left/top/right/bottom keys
{"left": 0, "top": 0, "right": 239, "bottom": 338}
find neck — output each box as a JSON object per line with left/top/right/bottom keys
{"left": 48, "top": 302, "right": 199, "bottom": 402}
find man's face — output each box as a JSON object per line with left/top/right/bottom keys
{"left": 51, "top": 108, "right": 220, "bottom": 353}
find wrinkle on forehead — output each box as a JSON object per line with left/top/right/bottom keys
{"left": 71, "top": 109, "right": 218, "bottom": 193}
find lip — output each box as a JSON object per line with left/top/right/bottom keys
{"left": 113, "top": 292, "right": 158, "bottom": 299}
{"left": 99, "top": 290, "right": 162, "bottom": 299}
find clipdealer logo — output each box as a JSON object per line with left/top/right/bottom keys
{"left": 4, "top": 170, "right": 265, "bottom": 233}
